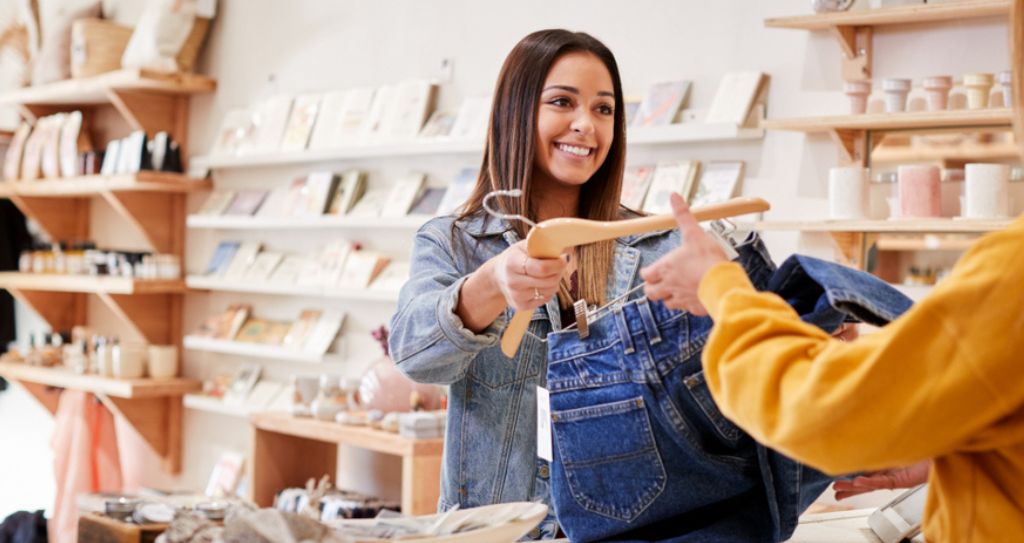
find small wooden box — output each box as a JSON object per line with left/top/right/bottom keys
{"left": 77, "top": 513, "right": 166, "bottom": 543}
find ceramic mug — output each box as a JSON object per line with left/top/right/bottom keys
{"left": 112, "top": 342, "right": 147, "bottom": 379}
{"left": 147, "top": 345, "right": 178, "bottom": 378}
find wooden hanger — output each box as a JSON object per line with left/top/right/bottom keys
{"left": 500, "top": 196, "right": 770, "bottom": 357}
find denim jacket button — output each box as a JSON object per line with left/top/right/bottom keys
{"left": 538, "top": 464, "right": 550, "bottom": 479}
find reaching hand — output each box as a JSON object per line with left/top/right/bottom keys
{"left": 833, "top": 460, "right": 930, "bottom": 500}
{"left": 492, "top": 240, "right": 568, "bottom": 312}
{"left": 640, "top": 193, "right": 729, "bottom": 315}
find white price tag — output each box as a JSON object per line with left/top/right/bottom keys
{"left": 536, "top": 386, "right": 553, "bottom": 462}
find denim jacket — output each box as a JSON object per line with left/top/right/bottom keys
{"left": 388, "top": 211, "right": 682, "bottom": 515}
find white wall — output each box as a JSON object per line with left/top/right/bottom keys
{"left": 1, "top": 0, "right": 1015, "bottom": 519}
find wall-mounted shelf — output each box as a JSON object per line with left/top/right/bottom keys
{"left": 249, "top": 412, "right": 443, "bottom": 515}
{"left": 764, "top": 109, "right": 1013, "bottom": 164}
{"left": 186, "top": 275, "right": 400, "bottom": 302}
{"left": 192, "top": 123, "right": 763, "bottom": 171}
{"left": 0, "top": 69, "right": 216, "bottom": 107}
{"left": 873, "top": 234, "right": 979, "bottom": 251}
{"left": 186, "top": 214, "right": 429, "bottom": 231}
{"left": 0, "top": 173, "right": 210, "bottom": 196}
{"left": 0, "top": 362, "right": 199, "bottom": 473}
{"left": 0, "top": 273, "right": 185, "bottom": 294}
{"left": 765, "top": 1, "right": 1009, "bottom": 31}
{"left": 765, "top": 1, "right": 1010, "bottom": 81}
{"left": 870, "top": 142, "right": 1021, "bottom": 164}
{"left": 753, "top": 218, "right": 1012, "bottom": 233}
{"left": 183, "top": 335, "right": 343, "bottom": 364}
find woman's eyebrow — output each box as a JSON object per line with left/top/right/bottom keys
{"left": 542, "top": 85, "right": 615, "bottom": 98}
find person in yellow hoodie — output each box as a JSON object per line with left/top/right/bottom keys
{"left": 638, "top": 3, "right": 1024, "bottom": 541}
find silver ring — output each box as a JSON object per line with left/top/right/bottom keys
{"left": 532, "top": 288, "right": 542, "bottom": 300}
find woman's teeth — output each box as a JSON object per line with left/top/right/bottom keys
{"left": 557, "top": 143, "right": 592, "bottom": 157}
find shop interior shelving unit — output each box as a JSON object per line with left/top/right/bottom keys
{"left": 0, "top": 69, "right": 215, "bottom": 473}
{"left": 760, "top": 1, "right": 1017, "bottom": 276}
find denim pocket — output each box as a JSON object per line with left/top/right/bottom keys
{"left": 552, "top": 396, "right": 667, "bottom": 522}
{"left": 683, "top": 369, "right": 745, "bottom": 445}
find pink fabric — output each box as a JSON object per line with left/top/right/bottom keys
{"left": 49, "top": 391, "right": 122, "bottom": 543}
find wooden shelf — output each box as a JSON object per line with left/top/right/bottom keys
{"left": 869, "top": 142, "right": 1021, "bottom": 163}
{"left": 0, "top": 69, "right": 216, "bottom": 107}
{"left": 186, "top": 275, "right": 400, "bottom": 301}
{"left": 186, "top": 214, "right": 429, "bottom": 231}
{"left": 752, "top": 218, "right": 1012, "bottom": 233}
{"left": 192, "top": 123, "right": 761, "bottom": 170}
{"left": 764, "top": 108, "right": 1013, "bottom": 133}
{"left": 0, "top": 173, "right": 210, "bottom": 197}
{"left": 183, "top": 335, "right": 343, "bottom": 364}
{"left": 0, "top": 362, "right": 199, "bottom": 474}
{"left": 765, "top": 1, "right": 1010, "bottom": 31}
{"left": 0, "top": 362, "right": 199, "bottom": 399}
{"left": 0, "top": 273, "right": 185, "bottom": 294}
{"left": 874, "top": 234, "right": 980, "bottom": 251}
{"left": 249, "top": 412, "right": 443, "bottom": 514}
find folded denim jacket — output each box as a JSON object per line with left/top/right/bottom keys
{"left": 545, "top": 238, "right": 913, "bottom": 542}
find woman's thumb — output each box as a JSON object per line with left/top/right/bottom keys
{"left": 670, "top": 192, "right": 701, "bottom": 235}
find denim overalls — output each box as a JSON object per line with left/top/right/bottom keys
{"left": 545, "top": 238, "right": 913, "bottom": 542}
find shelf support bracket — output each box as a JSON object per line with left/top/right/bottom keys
{"left": 97, "top": 292, "right": 181, "bottom": 345}
{"left": 830, "top": 25, "right": 872, "bottom": 81}
{"left": 829, "top": 232, "right": 868, "bottom": 269}
{"left": 106, "top": 90, "right": 191, "bottom": 163}
{"left": 100, "top": 191, "right": 184, "bottom": 255}
{"left": 829, "top": 129, "right": 869, "bottom": 166}
{"left": 8, "top": 288, "right": 86, "bottom": 332}
{"left": 13, "top": 380, "right": 61, "bottom": 415}
{"left": 98, "top": 394, "right": 183, "bottom": 474}
{"left": 8, "top": 195, "right": 90, "bottom": 244}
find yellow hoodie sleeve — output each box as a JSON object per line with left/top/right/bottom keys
{"left": 697, "top": 221, "right": 1024, "bottom": 474}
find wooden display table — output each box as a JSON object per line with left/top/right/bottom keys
{"left": 249, "top": 412, "right": 444, "bottom": 515}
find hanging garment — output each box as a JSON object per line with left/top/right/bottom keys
{"left": 49, "top": 391, "right": 123, "bottom": 543}
{"left": 545, "top": 237, "right": 913, "bottom": 542}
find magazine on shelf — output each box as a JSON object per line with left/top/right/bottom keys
{"left": 20, "top": 119, "right": 47, "bottom": 180}
{"left": 223, "top": 190, "right": 268, "bottom": 216}
{"left": 264, "top": 321, "right": 293, "bottom": 345}
{"left": 204, "top": 241, "right": 241, "bottom": 276}
{"left": 436, "top": 167, "right": 479, "bottom": 216}
{"left": 3, "top": 122, "right": 30, "bottom": 181}
{"left": 308, "top": 240, "right": 352, "bottom": 287}
{"left": 623, "top": 97, "right": 642, "bottom": 127}
{"left": 360, "top": 84, "right": 394, "bottom": 144}
{"left": 243, "top": 251, "right": 283, "bottom": 281}
{"left": 690, "top": 161, "right": 745, "bottom": 208}
{"left": 418, "top": 110, "right": 456, "bottom": 139}
{"left": 643, "top": 161, "right": 701, "bottom": 215}
{"left": 408, "top": 187, "right": 446, "bottom": 216}
{"left": 705, "top": 71, "right": 766, "bottom": 125}
{"left": 304, "top": 171, "right": 340, "bottom": 215}
{"left": 255, "top": 186, "right": 290, "bottom": 218}
{"left": 326, "top": 170, "right": 367, "bottom": 216}
{"left": 381, "top": 173, "right": 426, "bottom": 217}
{"left": 307, "top": 90, "right": 348, "bottom": 150}
{"left": 334, "top": 87, "right": 376, "bottom": 146}
{"left": 303, "top": 310, "right": 346, "bottom": 357}
{"left": 248, "top": 95, "right": 294, "bottom": 153}
{"left": 282, "top": 309, "right": 322, "bottom": 350}
{"left": 369, "top": 261, "right": 410, "bottom": 292}
{"left": 380, "top": 79, "right": 437, "bottom": 140}
{"left": 448, "top": 97, "right": 490, "bottom": 141}
{"left": 224, "top": 363, "right": 261, "bottom": 404}
{"left": 245, "top": 380, "right": 284, "bottom": 412}
{"left": 98, "top": 139, "right": 120, "bottom": 177}
{"left": 196, "top": 303, "right": 251, "bottom": 340}
{"left": 347, "top": 186, "right": 388, "bottom": 218}
{"left": 620, "top": 165, "right": 655, "bottom": 210}
{"left": 222, "top": 241, "right": 262, "bottom": 279}
{"left": 279, "top": 93, "right": 321, "bottom": 152}
{"left": 212, "top": 107, "right": 256, "bottom": 156}
{"left": 204, "top": 450, "right": 245, "bottom": 497}
{"left": 234, "top": 318, "right": 270, "bottom": 343}
{"left": 268, "top": 254, "right": 308, "bottom": 285}
{"left": 632, "top": 81, "right": 691, "bottom": 128}
{"left": 198, "top": 190, "right": 238, "bottom": 216}
{"left": 338, "top": 250, "right": 389, "bottom": 289}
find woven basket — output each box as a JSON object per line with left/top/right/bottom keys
{"left": 70, "top": 16, "right": 211, "bottom": 79}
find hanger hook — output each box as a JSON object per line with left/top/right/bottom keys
{"left": 482, "top": 189, "right": 537, "bottom": 229}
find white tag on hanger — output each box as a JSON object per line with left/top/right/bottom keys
{"left": 536, "top": 386, "right": 553, "bottom": 462}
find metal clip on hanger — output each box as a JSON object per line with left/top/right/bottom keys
{"left": 484, "top": 192, "right": 770, "bottom": 357}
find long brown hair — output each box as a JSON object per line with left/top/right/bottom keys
{"left": 458, "top": 29, "right": 627, "bottom": 307}
{"left": 1013, "top": 0, "right": 1024, "bottom": 159}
